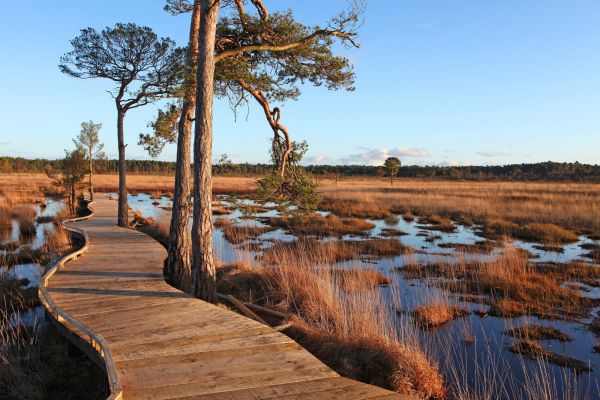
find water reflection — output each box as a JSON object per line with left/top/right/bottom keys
{"left": 128, "top": 193, "right": 600, "bottom": 399}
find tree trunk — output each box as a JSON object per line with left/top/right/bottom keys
{"left": 70, "top": 186, "right": 75, "bottom": 215}
{"left": 88, "top": 147, "right": 94, "bottom": 201}
{"left": 192, "top": 0, "right": 220, "bottom": 303}
{"left": 165, "top": 0, "right": 200, "bottom": 292}
{"left": 117, "top": 110, "right": 129, "bottom": 227}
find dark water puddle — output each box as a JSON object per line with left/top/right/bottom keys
{"left": 2, "top": 197, "right": 65, "bottom": 330}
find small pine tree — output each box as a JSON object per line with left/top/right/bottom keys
{"left": 45, "top": 149, "right": 89, "bottom": 215}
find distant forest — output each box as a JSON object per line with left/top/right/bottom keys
{"left": 1, "top": 157, "right": 599, "bottom": 182}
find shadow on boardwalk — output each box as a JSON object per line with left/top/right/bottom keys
{"left": 44, "top": 194, "right": 411, "bottom": 399}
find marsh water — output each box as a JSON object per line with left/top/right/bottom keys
{"left": 1, "top": 198, "right": 65, "bottom": 328}
{"left": 130, "top": 193, "right": 600, "bottom": 399}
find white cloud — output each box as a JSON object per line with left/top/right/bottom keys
{"left": 477, "top": 151, "right": 510, "bottom": 158}
{"left": 394, "top": 147, "right": 430, "bottom": 158}
{"left": 435, "top": 160, "right": 473, "bottom": 167}
{"left": 340, "top": 147, "right": 430, "bottom": 166}
{"left": 303, "top": 154, "right": 328, "bottom": 164}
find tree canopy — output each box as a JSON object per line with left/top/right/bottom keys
{"left": 59, "top": 23, "right": 184, "bottom": 111}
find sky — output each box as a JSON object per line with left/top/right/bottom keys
{"left": 0, "top": 0, "right": 599, "bottom": 167}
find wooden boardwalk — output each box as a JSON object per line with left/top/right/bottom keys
{"left": 42, "top": 195, "right": 411, "bottom": 399}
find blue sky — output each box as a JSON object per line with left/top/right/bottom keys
{"left": 0, "top": 1, "right": 599, "bottom": 166}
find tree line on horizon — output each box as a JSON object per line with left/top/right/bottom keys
{"left": 3, "top": 156, "right": 600, "bottom": 182}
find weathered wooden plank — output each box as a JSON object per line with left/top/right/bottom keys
{"left": 124, "top": 367, "right": 338, "bottom": 400}
{"left": 168, "top": 377, "right": 362, "bottom": 400}
{"left": 41, "top": 195, "right": 410, "bottom": 400}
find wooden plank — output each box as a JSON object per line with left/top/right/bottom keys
{"left": 124, "top": 367, "right": 338, "bottom": 400}
{"left": 40, "top": 195, "right": 410, "bottom": 400}
{"left": 115, "top": 332, "right": 294, "bottom": 368}
{"left": 111, "top": 325, "right": 276, "bottom": 361}
{"left": 170, "top": 377, "right": 362, "bottom": 400}
{"left": 119, "top": 349, "right": 323, "bottom": 389}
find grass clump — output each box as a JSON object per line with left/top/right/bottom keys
{"left": 0, "top": 275, "right": 39, "bottom": 314}
{"left": 0, "top": 319, "right": 106, "bottom": 399}
{"left": 509, "top": 340, "right": 591, "bottom": 372}
{"left": 398, "top": 247, "right": 600, "bottom": 321}
{"left": 438, "top": 241, "right": 498, "bottom": 253}
{"left": 418, "top": 215, "right": 455, "bottom": 232}
{"left": 321, "top": 197, "right": 392, "bottom": 220}
{"left": 264, "top": 213, "right": 375, "bottom": 237}
{"left": 505, "top": 324, "right": 571, "bottom": 342}
{"left": 218, "top": 243, "right": 445, "bottom": 398}
{"left": 35, "top": 216, "right": 57, "bottom": 224}
{"left": 412, "top": 302, "right": 469, "bottom": 328}
{"left": 380, "top": 228, "right": 407, "bottom": 237}
{"left": 261, "top": 238, "right": 413, "bottom": 266}
{"left": 357, "top": 239, "right": 414, "bottom": 257}
{"left": 516, "top": 223, "right": 579, "bottom": 244}
{"left": 222, "top": 224, "right": 275, "bottom": 245}
{"left": 132, "top": 211, "right": 169, "bottom": 248}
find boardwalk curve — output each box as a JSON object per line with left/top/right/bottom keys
{"left": 42, "top": 194, "right": 411, "bottom": 399}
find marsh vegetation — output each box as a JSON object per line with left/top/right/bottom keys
{"left": 121, "top": 175, "right": 600, "bottom": 399}
{"left": 0, "top": 187, "right": 106, "bottom": 399}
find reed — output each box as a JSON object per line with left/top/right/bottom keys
{"left": 319, "top": 178, "right": 600, "bottom": 237}
{"left": 218, "top": 240, "right": 445, "bottom": 398}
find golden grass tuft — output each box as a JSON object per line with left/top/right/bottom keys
{"left": 320, "top": 197, "right": 392, "bottom": 219}
{"left": 399, "top": 246, "right": 600, "bottom": 321}
{"left": 318, "top": 178, "right": 600, "bottom": 238}
{"left": 222, "top": 225, "right": 275, "bottom": 245}
{"left": 261, "top": 238, "right": 413, "bottom": 265}
{"left": 265, "top": 213, "right": 375, "bottom": 237}
{"left": 217, "top": 242, "right": 445, "bottom": 398}
{"left": 412, "top": 302, "right": 469, "bottom": 328}
{"left": 516, "top": 223, "right": 579, "bottom": 244}
{"left": 418, "top": 215, "right": 456, "bottom": 232}
{"left": 509, "top": 340, "right": 591, "bottom": 372}
{"left": 505, "top": 324, "right": 571, "bottom": 342}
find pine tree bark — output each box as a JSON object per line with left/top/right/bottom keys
{"left": 165, "top": 0, "right": 201, "bottom": 292}
{"left": 88, "top": 146, "right": 94, "bottom": 201}
{"left": 117, "top": 110, "right": 129, "bottom": 227}
{"left": 192, "top": 0, "right": 220, "bottom": 303}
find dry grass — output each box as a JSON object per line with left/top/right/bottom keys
{"left": 0, "top": 226, "right": 72, "bottom": 268}
{"left": 399, "top": 246, "right": 600, "bottom": 321}
{"left": 0, "top": 275, "right": 38, "bottom": 314}
{"left": 321, "top": 197, "right": 392, "bottom": 219}
{"left": 222, "top": 224, "right": 276, "bottom": 245}
{"left": 438, "top": 241, "right": 498, "bottom": 254}
{"left": 132, "top": 211, "right": 170, "bottom": 247}
{"left": 505, "top": 324, "right": 571, "bottom": 342}
{"left": 590, "top": 314, "right": 600, "bottom": 335}
{"left": 319, "top": 178, "right": 600, "bottom": 237}
{"left": 0, "top": 309, "right": 106, "bottom": 399}
{"left": 217, "top": 244, "right": 445, "bottom": 398}
{"left": 0, "top": 173, "right": 257, "bottom": 196}
{"left": 412, "top": 302, "right": 469, "bottom": 328}
{"left": 261, "top": 238, "right": 413, "bottom": 265}
{"left": 417, "top": 215, "right": 456, "bottom": 233}
{"left": 514, "top": 223, "right": 579, "bottom": 244}
{"left": 380, "top": 228, "right": 407, "bottom": 237}
{"left": 264, "top": 213, "right": 375, "bottom": 237}
{"left": 509, "top": 340, "right": 591, "bottom": 372}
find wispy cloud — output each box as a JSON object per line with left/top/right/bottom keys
{"left": 435, "top": 160, "right": 473, "bottom": 167}
{"left": 477, "top": 151, "right": 510, "bottom": 158}
{"left": 340, "top": 147, "right": 430, "bottom": 166}
{"left": 304, "top": 154, "right": 329, "bottom": 164}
